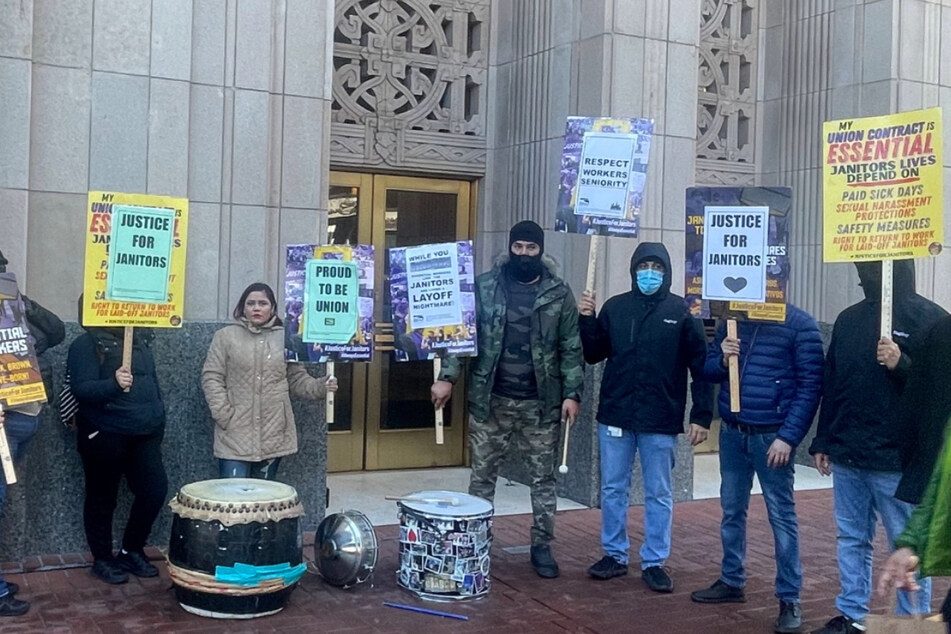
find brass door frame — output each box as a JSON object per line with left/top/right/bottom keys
{"left": 325, "top": 172, "right": 372, "bottom": 473}
{"left": 327, "top": 172, "right": 471, "bottom": 471}
{"left": 365, "top": 174, "right": 470, "bottom": 470}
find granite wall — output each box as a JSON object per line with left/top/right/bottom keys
{"left": 0, "top": 321, "right": 329, "bottom": 561}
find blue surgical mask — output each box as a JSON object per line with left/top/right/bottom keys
{"left": 636, "top": 269, "right": 664, "bottom": 295}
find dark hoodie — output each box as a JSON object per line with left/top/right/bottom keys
{"left": 809, "top": 260, "right": 948, "bottom": 471}
{"left": 579, "top": 242, "right": 712, "bottom": 434}
{"left": 66, "top": 298, "right": 165, "bottom": 435}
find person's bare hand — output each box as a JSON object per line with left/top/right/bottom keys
{"left": 767, "top": 438, "right": 793, "bottom": 468}
{"left": 813, "top": 452, "right": 832, "bottom": 476}
{"left": 431, "top": 380, "right": 453, "bottom": 409}
{"left": 688, "top": 423, "right": 708, "bottom": 446}
{"left": 115, "top": 366, "right": 133, "bottom": 389}
{"left": 877, "top": 549, "right": 920, "bottom": 596}
{"left": 579, "top": 291, "right": 597, "bottom": 316}
{"left": 877, "top": 338, "right": 901, "bottom": 370}
{"left": 720, "top": 337, "right": 740, "bottom": 367}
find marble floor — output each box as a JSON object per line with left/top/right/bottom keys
{"left": 328, "top": 453, "right": 834, "bottom": 526}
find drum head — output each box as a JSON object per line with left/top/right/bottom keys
{"left": 315, "top": 510, "right": 378, "bottom": 588}
{"left": 399, "top": 491, "right": 492, "bottom": 518}
{"left": 179, "top": 479, "right": 297, "bottom": 504}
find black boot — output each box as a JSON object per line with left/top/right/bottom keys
{"left": 530, "top": 544, "right": 560, "bottom": 578}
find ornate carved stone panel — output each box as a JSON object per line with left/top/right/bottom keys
{"left": 696, "top": 0, "right": 759, "bottom": 186}
{"left": 331, "top": 0, "right": 489, "bottom": 176}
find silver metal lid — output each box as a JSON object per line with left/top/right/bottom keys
{"left": 314, "top": 510, "right": 378, "bottom": 588}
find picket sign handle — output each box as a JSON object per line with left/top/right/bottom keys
{"left": 585, "top": 235, "right": 601, "bottom": 293}
{"left": 880, "top": 259, "right": 894, "bottom": 340}
{"left": 433, "top": 358, "right": 444, "bottom": 445}
{"left": 727, "top": 319, "right": 741, "bottom": 413}
{"left": 326, "top": 361, "right": 335, "bottom": 425}
{"left": 0, "top": 404, "right": 16, "bottom": 485}
{"left": 121, "top": 326, "right": 133, "bottom": 393}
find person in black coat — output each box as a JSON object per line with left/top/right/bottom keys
{"left": 578, "top": 242, "right": 712, "bottom": 592}
{"left": 894, "top": 315, "right": 951, "bottom": 506}
{"left": 67, "top": 297, "right": 168, "bottom": 586}
{"left": 0, "top": 251, "right": 65, "bottom": 617}
{"left": 810, "top": 260, "right": 948, "bottom": 634}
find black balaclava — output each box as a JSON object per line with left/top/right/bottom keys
{"left": 0, "top": 249, "right": 7, "bottom": 273}
{"left": 506, "top": 220, "right": 545, "bottom": 283}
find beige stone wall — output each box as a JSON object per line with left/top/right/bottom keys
{"left": 757, "top": 0, "right": 951, "bottom": 322}
{"left": 485, "top": 0, "right": 702, "bottom": 302}
{"left": 0, "top": 0, "right": 333, "bottom": 320}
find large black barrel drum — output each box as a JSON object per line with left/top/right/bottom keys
{"left": 167, "top": 478, "right": 304, "bottom": 618}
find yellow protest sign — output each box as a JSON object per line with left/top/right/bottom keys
{"left": 83, "top": 191, "right": 188, "bottom": 327}
{"left": 823, "top": 107, "right": 943, "bottom": 262}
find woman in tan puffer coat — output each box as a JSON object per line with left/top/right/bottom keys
{"left": 201, "top": 282, "right": 337, "bottom": 480}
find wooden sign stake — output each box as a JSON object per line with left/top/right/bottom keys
{"left": 121, "top": 326, "right": 133, "bottom": 393}
{"left": 585, "top": 235, "right": 602, "bottom": 292}
{"left": 727, "top": 319, "right": 741, "bottom": 413}
{"left": 880, "top": 259, "right": 894, "bottom": 340}
{"left": 433, "top": 358, "right": 444, "bottom": 445}
{"left": 326, "top": 361, "right": 335, "bottom": 425}
{"left": 0, "top": 404, "right": 17, "bottom": 485}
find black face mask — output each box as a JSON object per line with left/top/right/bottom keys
{"left": 507, "top": 254, "right": 543, "bottom": 283}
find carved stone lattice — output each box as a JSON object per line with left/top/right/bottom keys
{"left": 696, "top": 0, "right": 759, "bottom": 185}
{"left": 331, "top": 0, "right": 488, "bottom": 176}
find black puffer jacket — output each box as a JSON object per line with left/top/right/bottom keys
{"left": 579, "top": 242, "right": 712, "bottom": 434}
{"left": 22, "top": 295, "right": 66, "bottom": 398}
{"left": 67, "top": 300, "right": 165, "bottom": 435}
{"left": 810, "top": 260, "right": 948, "bottom": 471}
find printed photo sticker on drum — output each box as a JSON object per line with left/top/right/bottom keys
{"left": 395, "top": 490, "right": 494, "bottom": 601}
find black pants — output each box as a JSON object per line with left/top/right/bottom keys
{"left": 77, "top": 423, "right": 168, "bottom": 560}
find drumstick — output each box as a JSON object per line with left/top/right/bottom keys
{"left": 326, "top": 362, "right": 335, "bottom": 425}
{"left": 385, "top": 494, "right": 460, "bottom": 506}
{"left": 558, "top": 417, "right": 571, "bottom": 475}
{"left": 433, "top": 358, "right": 444, "bottom": 445}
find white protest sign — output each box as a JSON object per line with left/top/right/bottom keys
{"left": 406, "top": 243, "right": 462, "bottom": 330}
{"left": 701, "top": 206, "right": 769, "bottom": 303}
{"left": 575, "top": 132, "right": 638, "bottom": 218}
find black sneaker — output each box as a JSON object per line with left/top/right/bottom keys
{"left": 641, "top": 566, "right": 673, "bottom": 593}
{"left": 91, "top": 558, "right": 130, "bottom": 585}
{"left": 0, "top": 592, "right": 29, "bottom": 617}
{"left": 530, "top": 544, "right": 560, "bottom": 578}
{"left": 775, "top": 601, "right": 803, "bottom": 633}
{"left": 3, "top": 583, "right": 17, "bottom": 596}
{"left": 588, "top": 556, "right": 628, "bottom": 580}
{"left": 811, "top": 615, "right": 866, "bottom": 634}
{"left": 690, "top": 579, "right": 746, "bottom": 603}
{"left": 116, "top": 550, "right": 159, "bottom": 578}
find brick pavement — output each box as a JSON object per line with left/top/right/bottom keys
{"left": 0, "top": 489, "right": 946, "bottom": 633}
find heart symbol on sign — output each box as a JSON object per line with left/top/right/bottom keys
{"left": 723, "top": 277, "right": 748, "bottom": 293}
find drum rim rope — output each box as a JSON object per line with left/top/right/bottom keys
{"left": 167, "top": 560, "right": 297, "bottom": 596}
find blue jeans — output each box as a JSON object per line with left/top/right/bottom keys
{"left": 218, "top": 457, "right": 282, "bottom": 480}
{"left": 0, "top": 411, "right": 39, "bottom": 597}
{"left": 832, "top": 464, "right": 932, "bottom": 622}
{"left": 719, "top": 424, "right": 801, "bottom": 602}
{"left": 598, "top": 425, "right": 677, "bottom": 568}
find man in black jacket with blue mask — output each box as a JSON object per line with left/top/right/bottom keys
{"left": 578, "top": 242, "right": 712, "bottom": 592}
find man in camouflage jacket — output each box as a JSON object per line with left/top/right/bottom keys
{"left": 432, "top": 221, "right": 583, "bottom": 578}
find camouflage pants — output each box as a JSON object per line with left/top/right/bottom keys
{"left": 469, "top": 396, "right": 560, "bottom": 546}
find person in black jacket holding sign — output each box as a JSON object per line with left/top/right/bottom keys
{"left": 578, "top": 242, "right": 712, "bottom": 592}
{"left": 809, "top": 260, "right": 947, "bottom": 634}
{"left": 67, "top": 297, "right": 168, "bottom": 586}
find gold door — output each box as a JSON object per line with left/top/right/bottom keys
{"left": 327, "top": 172, "right": 471, "bottom": 471}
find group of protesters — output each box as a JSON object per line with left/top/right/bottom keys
{"left": 1, "top": 222, "right": 949, "bottom": 634}
{"left": 431, "top": 222, "right": 951, "bottom": 634}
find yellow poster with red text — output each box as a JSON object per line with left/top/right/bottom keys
{"left": 823, "top": 107, "right": 943, "bottom": 262}
{"left": 83, "top": 191, "right": 188, "bottom": 327}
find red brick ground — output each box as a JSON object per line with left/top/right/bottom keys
{"left": 0, "top": 489, "right": 946, "bottom": 633}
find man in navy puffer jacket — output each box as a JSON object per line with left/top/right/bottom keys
{"left": 690, "top": 304, "right": 823, "bottom": 634}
